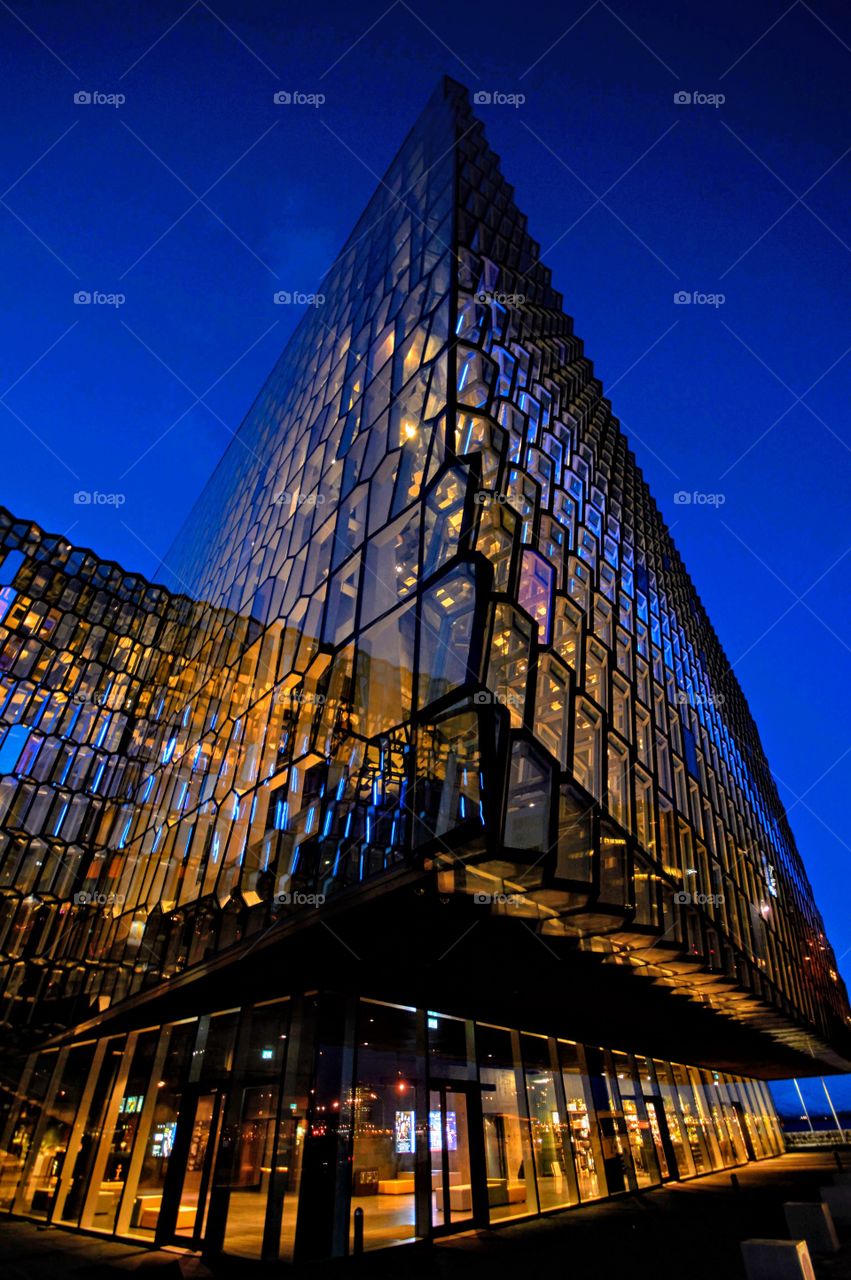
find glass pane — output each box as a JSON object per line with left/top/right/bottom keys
{"left": 415, "top": 711, "right": 480, "bottom": 840}
{"left": 487, "top": 604, "right": 532, "bottom": 727}
{"left": 427, "top": 1011, "right": 472, "bottom": 1080}
{"left": 173, "top": 1093, "right": 219, "bottom": 1236}
{"left": 354, "top": 604, "right": 415, "bottom": 739}
{"left": 19, "top": 1044, "right": 94, "bottom": 1218}
{"left": 221, "top": 1085, "right": 279, "bottom": 1258}
{"left": 671, "top": 1063, "right": 711, "bottom": 1174}
{"left": 652, "top": 1059, "right": 696, "bottom": 1179}
{"left": 445, "top": 1090, "right": 472, "bottom": 1224}
{"left": 556, "top": 786, "right": 593, "bottom": 882}
{"left": 504, "top": 743, "right": 550, "bottom": 851}
{"left": 521, "top": 1035, "right": 576, "bottom": 1210}
{"left": 422, "top": 469, "right": 466, "bottom": 577}
{"left": 558, "top": 1040, "right": 605, "bottom": 1201}
{"left": 518, "top": 549, "right": 554, "bottom": 644}
{"left": 124, "top": 1021, "right": 197, "bottom": 1237}
{"left": 613, "top": 1052, "right": 659, "bottom": 1188}
{"left": 584, "top": 1048, "right": 634, "bottom": 1193}
{"left": 573, "top": 699, "right": 602, "bottom": 797}
{"left": 361, "top": 514, "right": 420, "bottom": 627}
{"left": 86, "top": 1031, "right": 159, "bottom": 1232}
{"left": 477, "top": 1024, "right": 536, "bottom": 1221}
{"left": 418, "top": 567, "right": 475, "bottom": 707}
{"left": 1, "top": 1051, "right": 57, "bottom": 1212}
{"left": 350, "top": 1001, "right": 418, "bottom": 1251}
{"left": 429, "top": 1088, "right": 444, "bottom": 1227}
{"left": 644, "top": 1100, "right": 671, "bottom": 1179}
{"left": 54, "top": 1037, "right": 126, "bottom": 1226}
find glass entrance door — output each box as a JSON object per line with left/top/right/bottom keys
{"left": 170, "top": 1091, "right": 223, "bottom": 1244}
{"left": 645, "top": 1097, "right": 676, "bottom": 1180}
{"left": 429, "top": 1083, "right": 478, "bottom": 1233}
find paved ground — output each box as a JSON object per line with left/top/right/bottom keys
{"left": 4, "top": 1153, "right": 851, "bottom": 1279}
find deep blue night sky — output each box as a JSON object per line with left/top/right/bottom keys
{"left": 0, "top": 1, "right": 849, "bottom": 1106}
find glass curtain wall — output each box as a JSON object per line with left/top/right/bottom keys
{"left": 0, "top": 995, "right": 786, "bottom": 1259}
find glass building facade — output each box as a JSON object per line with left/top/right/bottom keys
{"left": 0, "top": 78, "right": 848, "bottom": 1258}
{"left": 0, "top": 994, "right": 784, "bottom": 1258}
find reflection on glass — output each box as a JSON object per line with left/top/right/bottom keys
{"left": 415, "top": 711, "right": 480, "bottom": 841}
{"left": 350, "top": 1001, "right": 418, "bottom": 1251}
{"left": 613, "top": 1053, "right": 659, "bottom": 1189}
{"left": 584, "top": 1047, "right": 634, "bottom": 1194}
{"left": 671, "top": 1063, "right": 710, "bottom": 1175}
{"left": 644, "top": 1100, "right": 670, "bottom": 1179}
{"left": 558, "top": 1040, "right": 604, "bottom": 1200}
{"left": 123, "top": 1021, "right": 196, "bottom": 1238}
{"left": 521, "top": 1034, "right": 576, "bottom": 1211}
{"left": 518, "top": 549, "right": 554, "bottom": 644}
{"left": 653, "top": 1059, "right": 695, "bottom": 1179}
{"left": 174, "top": 1093, "right": 221, "bottom": 1237}
{"left": 478, "top": 1025, "right": 536, "bottom": 1220}
{"left": 81, "top": 1031, "right": 158, "bottom": 1233}
{"left": 504, "top": 743, "right": 550, "bottom": 851}
{"left": 18, "top": 1045, "right": 94, "bottom": 1218}
{"left": 418, "top": 566, "right": 475, "bottom": 706}
{"left": 219, "top": 1085, "right": 279, "bottom": 1258}
{"left": 3, "top": 1052, "right": 58, "bottom": 1213}
{"left": 445, "top": 1091, "right": 472, "bottom": 1224}
{"left": 430, "top": 1087, "right": 474, "bottom": 1227}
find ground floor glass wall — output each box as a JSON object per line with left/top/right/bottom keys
{"left": 0, "top": 991, "right": 786, "bottom": 1261}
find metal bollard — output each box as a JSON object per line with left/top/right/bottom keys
{"left": 833, "top": 1150, "right": 843, "bottom": 1171}
{"left": 731, "top": 1172, "right": 741, "bottom": 1192}
{"left": 353, "top": 1205, "right": 364, "bottom": 1257}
